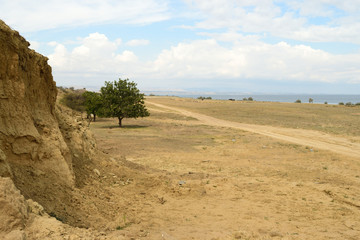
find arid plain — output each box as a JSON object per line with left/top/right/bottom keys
{"left": 89, "top": 96, "right": 360, "bottom": 239}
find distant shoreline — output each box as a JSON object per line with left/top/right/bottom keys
{"left": 146, "top": 93, "right": 360, "bottom": 105}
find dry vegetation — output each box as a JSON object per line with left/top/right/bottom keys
{"left": 147, "top": 96, "right": 360, "bottom": 137}
{"left": 88, "top": 97, "right": 360, "bottom": 239}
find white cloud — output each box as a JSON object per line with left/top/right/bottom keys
{"left": 47, "top": 32, "right": 360, "bottom": 90}
{"left": 48, "top": 32, "right": 138, "bottom": 75}
{"left": 0, "top": 0, "right": 170, "bottom": 32}
{"left": 29, "top": 41, "right": 40, "bottom": 51}
{"left": 47, "top": 41, "right": 58, "bottom": 47}
{"left": 116, "top": 51, "right": 138, "bottom": 62}
{"left": 126, "top": 39, "right": 150, "bottom": 46}
{"left": 115, "top": 39, "right": 122, "bottom": 46}
{"left": 149, "top": 38, "right": 360, "bottom": 83}
{"left": 198, "top": 32, "right": 261, "bottom": 43}
{"left": 285, "top": 0, "right": 360, "bottom": 16}
{"left": 182, "top": 0, "right": 360, "bottom": 44}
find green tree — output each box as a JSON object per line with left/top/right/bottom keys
{"left": 309, "top": 98, "right": 313, "bottom": 103}
{"left": 83, "top": 91, "right": 103, "bottom": 122}
{"left": 100, "top": 79, "right": 150, "bottom": 127}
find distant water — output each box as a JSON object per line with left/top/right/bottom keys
{"left": 174, "top": 94, "right": 360, "bottom": 105}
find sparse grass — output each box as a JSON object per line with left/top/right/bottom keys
{"left": 89, "top": 96, "right": 360, "bottom": 239}
{"left": 147, "top": 97, "right": 360, "bottom": 136}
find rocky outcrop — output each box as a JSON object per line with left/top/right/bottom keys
{"left": 0, "top": 20, "right": 97, "bottom": 230}
{"left": 0, "top": 20, "right": 162, "bottom": 239}
{"left": 0, "top": 177, "right": 112, "bottom": 240}
{"left": 0, "top": 19, "right": 75, "bottom": 185}
{"left": 0, "top": 177, "right": 28, "bottom": 239}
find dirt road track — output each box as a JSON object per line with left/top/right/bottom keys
{"left": 148, "top": 102, "right": 360, "bottom": 159}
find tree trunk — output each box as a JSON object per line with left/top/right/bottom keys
{"left": 93, "top": 114, "right": 96, "bottom": 122}
{"left": 118, "top": 117, "right": 123, "bottom": 127}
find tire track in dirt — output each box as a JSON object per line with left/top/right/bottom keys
{"left": 148, "top": 102, "right": 360, "bottom": 159}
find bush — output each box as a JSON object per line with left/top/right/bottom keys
{"left": 60, "top": 90, "right": 86, "bottom": 112}
{"left": 324, "top": 101, "right": 328, "bottom": 104}
{"left": 295, "top": 99, "right": 301, "bottom": 103}
{"left": 248, "top": 97, "right": 253, "bottom": 101}
{"left": 242, "top": 98, "right": 247, "bottom": 101}
{"left": 198, "top": 96, "right": 212, "bottom": 100}
{"left": 339, "top": 102, "right": 344, "bottom": 105}
{"left": 345, "top": 102, "right": 353, "bottom": 106}
{"left": 355, "top": 102, "right": 360, "bottom": 106}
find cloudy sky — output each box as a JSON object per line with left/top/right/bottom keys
{"left": 1, "top": 0, "right": 360, "bottom": 94}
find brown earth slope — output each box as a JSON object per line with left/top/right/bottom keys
{"left": 0, "top": 20, "right": 193, "bottom": 240}
{"left": 0, "top": 19, "right": 99, "bottom": 238}
{"left": 0, "top": 20, "right": 167, "bottom": 239}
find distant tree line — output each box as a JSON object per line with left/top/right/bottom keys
{"left": 242, "top": 97, "right": 253, "bottom": 101}
{"left": 291, "top": 98, "right": 360, "bottom": 106}
{"left": 60, "top": 78, "right": 149, "bottom": 127}
{"left": 197, "top": 96, "right": 212, "bottom": 100}
{"left": 339, "top": 102, "right": 360, "bottom": 106}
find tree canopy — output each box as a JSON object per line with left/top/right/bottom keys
{"left": 83, "top": 91, "right": 102, "bottom": 122}
{"left": 100, "top": 79, "right": 149, "bottom": 127}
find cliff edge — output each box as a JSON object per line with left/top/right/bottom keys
{"left": 0, "top": 20, "right": 99, "bottom": 238}
{"left": 0, "top": 20, "right": 167, "bottom": 239}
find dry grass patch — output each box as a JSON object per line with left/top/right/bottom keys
{"left": 87, "top": 98, "right": 360, "bottom": 239}
{"left": 147, "top": 96, "right": 360, "bottom": 136}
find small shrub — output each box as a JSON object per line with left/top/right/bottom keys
{"left": 295, "top": 99, "right": 301, "bottom": 103}
{"left": 324, "top": 101, "right": 328, "bottom": 104}
{"left": 60, "top": 90, "right": 86, "bottom": 112}
{"left": 345, "top": 102, "right": 353, "bottom": 106}
{"left": 355, "top": 102, "right": 360, "bottom": 106}
{"left": 339, "top": 102, "right": 344, "bottom": 105}
{"left": 248, "top": 97, "right": 253, "bottom": 101}
{"left": 242, "top": 98, "right": 247, "bottom": 101}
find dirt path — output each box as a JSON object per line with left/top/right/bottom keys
{"left": 147, "top": 102, "right": 360, "bottom": 159}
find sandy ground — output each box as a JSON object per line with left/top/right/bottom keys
{"left": 90, "top": 98, "right": 360, "bottom": 240}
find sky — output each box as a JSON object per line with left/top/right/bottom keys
{"left": 1, "top": 0, "right": 360, "bottom": 94}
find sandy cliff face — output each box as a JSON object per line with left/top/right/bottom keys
{"left": 0, "top": 20, "right": 167, "bottom": 239}
{"left": 0, "top": 20, "right": 73, "bottom": 183}
{"left": 0, "top": 20, "right": 98, "bottom": 235}
{"left": 0, "top": 20, "right": 76, "bottom": 186}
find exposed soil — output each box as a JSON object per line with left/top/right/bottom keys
{"left": 88, "top": 98, "right": 360, "bottom": 239}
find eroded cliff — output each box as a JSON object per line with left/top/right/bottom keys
{"left": 0, "top": 20, "right": 169, "bottom": 240}
{"left": 0, "top": 20, "right": 98, "bottom": 236}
